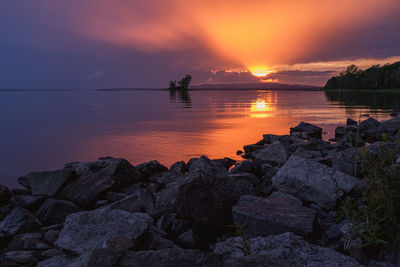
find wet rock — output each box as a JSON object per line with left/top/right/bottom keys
{"left": 137, "top": 160, "right": 168, "bottom": 178}
{"left": 35, "top": 199, "right": 81, "bottom": 226}
{"left": 56, "top": 209, "right": 153, "bottom": 254}
{"left": 176, "top": 171, "right": 254, "bottom": 228}
{"left": 272, "top": 156, "right": 359, "bottom": 209}
{"left": 267, "top": 191, "right": 302, "bottom": 207}
{"left": 3, "top": 250, "right": 39, "bottom": 265}
{"left": 0, "top": 185, "right": 12, "bottom": 207}
{"left": 0, "top": 207, "right": 42, "bottom": 238}
{"left": 382, "top": 116, "right": 400, "bottom": 135}
{"left": 187, "top": 156, "right": 227, "bottom": 179}
{"left": 170, "top": 161, "right": 187, "bottom": 174}
{"left": 254, "top": 141, "right": 287, "bottom": 165}
{"left": 290, "top": 121, "right": 323, "bottom": 139}
{"left": 58, "top": 158, "right": 142, "bottom": 208}
{"left": 214, "top": 232, "right": 361, "bottom": 266}
{"left": 232, "top": 195, "right": 315, "bottom": 238}
{"left": 17, "top": 169, "right": 76, "bottom": 196}
{"left": 37, "top": 255, "right": 75, "bottom": 267}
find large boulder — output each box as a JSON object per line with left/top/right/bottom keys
{"left": 382, "top": 116, "right": 400, "bottom": 135}
{"left": 149, "top": 171, "right": 185, "bottom": 187}
{"left": 10, "top": 191, "right": 46, "bottom": 212}
{"left": 214, "top": 232, "right": 361, "bottom": 266}
{"left": 58, "top": 158, "right": 142, "bottom": 208}
{"left": 0, "top": 185, "right": 12, "bottom": 206}
{"left": 0, "top": 207, "right": 42, "bottom": 238}
{"left": 272, "top": 156, "right": 359, "bottom": 209}
{"left": 254, "top": 141, "right": 287, "bottom": 165}
{"left": 136, "top": 160, "right": 168, "bottom": 178}
{"left": 232, "top": 195, "right": 316, "bottom": 238}
{"left": 35, "top": 199, "right": 81, "bottom": 226}
{"left": 187, "top": 156, "right": 227, "bottom": 178}
{"left": 56, "top": 209, "right": 153, "bottom": 254}
{"left": 290, "top": 122, "right": 323, "bottom": 139}
{"left": 17, "top": 169, "right": 76, "bottom": 196}
{"left": 176, "top": 171, "right": 254, "bottom": 228}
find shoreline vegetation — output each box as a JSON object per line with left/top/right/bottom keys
{"left": 0, "top": 116, "right": 399, "bottom": 266}
{"left": 324, "top": 62, "right": 400, "bottom": 90}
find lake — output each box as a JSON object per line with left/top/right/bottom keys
{"left": 1, "top": 89, "right": 398, "bottom": 187}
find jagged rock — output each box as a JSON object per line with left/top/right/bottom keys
{"left": 254, "top": 141, "right": 287, "bottom": 165}
{"left": 187, "top": 156, "right": 227, "bottom": 178}
{"left": 267, "top": 191, "right": 302, "bottom": 207}
{"left": 149, "top": 171, "right": 185, "bottom": 186}
{"left": 290, "top": 122, "right": 323, "bottom": 139}
{"left": 228, "top": 172, "right": 259, "bottom": 186}
{"left": 17, "top": 169, "right": 76, "bottom": 196}
{"left": 272, "top": 156, "right": 359, "bottom": 209}
{"left": 382, "top": 116, "right": 400, "bottom": 135}
{"left": 214, "top": 158, "right": 237, "bottom": 170}
{"left": 360, "top": 117, "right": 385, "bottom": 141}
{"left": 35, "top": 199, "right": 81, "bottom": 226}
{"left": 347, "top": 118, "right": 358, "bottom": 126}
{"left": 0, "top": 185, "right": 12, "bottom": 206}
{"left": 331, "top": 147, "right": 361, "bottom": 176}
{"left": 176, "top": 171, "right": 254, "bottom": 228}
{"left": 263, "top": 134, "right": 296, "bottom": 149}
{"left": 170, "top": 161, "right": 187, "bottom": 173}
{"left": 102, "top": 188, "right": 155, "bottom": 214}
{"left": 44, "top": 230, "right": 60, "bottom": 245}
{"left": 6, "top": 232, "right": 43, "bottom": 251}
{"left": 214, "top": 232, "right": 361, "bottom": 266}
{"left": 56, "top": 209, "right": 153, "bottom": 254}
{"left": 292, "top": 147, "right": 322, "bottom": 159}
{"left": 177, "top": 230, "right": 198, "bottom": 248}
{"left": 232, "top": 195, "right": 315, "bottom": 238}
{"left": 228, "top": 161, "right": 253, "bottom": 174}
{"left": 58, "top": 158, "right": 142, "bottom": 208}
{"left": 10, "top": 192, "right": 46, "bottom": 212}
{"left": 0, "top": 207, "right": 42, "bottom": 238}
{"left": 3, "top": 250, "right": 39, "bottom": 265}
{"left": 37, "top": 255, "right": 75, "bottom": 267}
{"left": 136, "top": 160, "right": 168, "bottom": 178}
{"left": 340, "top": 131, "right": 365, "bottom": 148}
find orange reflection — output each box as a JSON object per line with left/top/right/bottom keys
{"left": 250, "top": 98, "right": 273, "bottom": 118}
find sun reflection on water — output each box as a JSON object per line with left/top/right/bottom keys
{"left": 250, "top": 96, "right": 276, "bottom": 118}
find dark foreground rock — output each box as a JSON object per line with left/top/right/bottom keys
{"left": 0, "top": 207, "right": 41, "bottom": 239}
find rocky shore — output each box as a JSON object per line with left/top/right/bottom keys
{"left": 1, "top": 116, "right": 400, "bottom": 266}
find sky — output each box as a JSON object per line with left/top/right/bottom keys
{"left": 1, "top": 0, "right": 400, "bottom": 88}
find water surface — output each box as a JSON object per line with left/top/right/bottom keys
{"left": 0, "top": 89, "right": 397, "bottom": 187}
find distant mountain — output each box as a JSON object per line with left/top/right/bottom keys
{"left": 324, "top": 61, "right": 400, "bottom": 90}
{"left": 191, "top": 82, "right": 321, "bottom": 91}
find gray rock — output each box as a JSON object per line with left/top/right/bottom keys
{"left": 6, "top": 232, "right": 44, "bottom": 251}
{"left": 255, "top": 141, "right": 287, "bottom": 165}
{"left": 10, "top": 193, "right": 46, "bottom": 212}
{"left": 341, "top": 131, "right": 365, "bottom": 147}
{"left": 228, "top": 161, "right": 253, "bottom": 174}
{"left": 3, "top": 250, "right": 39, "bottom": 264}
{"left": 290, "top": 122, "right": 323, "bottom": 139}
{"left": 292, "top": 147, "right": 322, "bottom": 159}
{"left": 0, "top": 207, "right": 42, "bottom": 238}
{"left": 17, "top": 169, "right": 75, "bottom": 196}
{"left": 68, "top": 248, "right": 123, "bottom": 267}
{"left": 44, "top": 230, "right": 60, "bottom": 245}
{"left": 214, "top": 232, "right": 361, "bottom": 266}
{"left": 263, "top": 134, "right": 296, "bottom": 148}
{"left": 107, "top": 191, "right": 128, "bottom": 203}
{"left": 176, "top": 171, "right": 255, "bottom": 228}
{"left": 41, "top": 248, "right": 64, "bottom": 259}
{"left": 102, "top": 188, "right": 155, "bottom": 215}
{"left": 232, "top": 195, "right": 315, "bottom": 238}
{"left": 228, "top": 172, "right": 259, "bottom": 185}
{"left": 360, "top": 117, "right": 385, "bottom": 141}
{"left": 331, "top": 147, "right": 361, "bottom": 176}
{"left": 170, "top": 161, "right": 187, "bottom": 173}
{"left": 58, "top": 158, "right": 142, "bottom": 208}
{"left": 149, "top": 171, "right": 185, "bottom": 186}
{"left": 268, "top": 191, "right": 302, "bottom": 207}
{"left": 56, "top": 209, "right": 153, "bottom": 254}
{"left": 322, "top": 220, "right": 352, "bottom": 243}
{"left": 23, "top": 237, "right": 51, "bottom": 250}
{"left": 36, "top": 199, "right": 81, "bottom": 226}
{"left": 177, "top": 230, "right": 198, "bottom": 248}
{"left": 156, "top": 213, "right": 177, "bottom": 232}
{"left": 136, "top": 160, "right": 168, "bottom": 178}
{"left": 382, "top": 116, "right": 400, "bottom": 135}
{"left": 37, "top": 255, "right": 75, "bottom": 267}
{"left": 187, "top": 156, "right": 227, "bottom": 178}
{"left": 0, "top": 185, "right": 12, "bottom": 206}
{"left": 272, "top": 156, "right": 359, "bottom": 209}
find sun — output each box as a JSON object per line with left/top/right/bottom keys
{"left": 248, "top": 66, "right": 274, "bottom": 77}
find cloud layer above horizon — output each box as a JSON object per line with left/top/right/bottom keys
{"left": 1, "top": 0, "right": 400, "bottom": 88}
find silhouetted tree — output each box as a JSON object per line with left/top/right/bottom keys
{"left": 177, "top": 74, "right": 192, "bottom": 89}
{"left": 169, "top": 80, "right": 177, "bottom": 90}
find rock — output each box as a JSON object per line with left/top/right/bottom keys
{"left": 272, "top": 156, "right": 359, "bottom": 209}
{"left": 118, "top": 248, "right": 223, "bottom": 267}
{"left": 232, "top": 195, "right": 316, "bottom": 238}
{"left": 6, "top": 232, "right": 43, "bottom": 251}
{"left": 3, "top": 250, "right": 39, "bottom": 265}
{"left": 149, "top": 171, "right": 185, "bottom": 186}
{"left": 290, "top": 121, "right": 323, "bottom": 139}
{"left": 136, "top": 160, "right": 168, "bottom": 178}
{"left": 170, "top": 161, "right": 187, "bottom": 173}
{"left": 107, "top": 191, "right": 128, "bottom": 203}
{"left": 382, "top": 116, "right": 400, "bottom": 135}
{"left": 41, "top": 223, "right": 63, "bottom": 231}
{"left": 0, "top": 204, "right": 13, "bottom": 221}
{"left": 331, "top": 147, "right": 361, "bottom": 176}
{"left": 94, "top": 199, "right": 108, "bottom": 208}
{"left": 214, "top": 232, "right": 361, "bottom": 266}
{"left": 119, "top": 183, "right": 142, "bottom": 195}
{"left": 35, "top": 199, "right": 81, "bottom": 226}
{"left": 17, "top": 169, "right": 76, "bottom": 196}
{"left": 0, "top": 207, "right": 42, "bottom": 238}
{"left": 322, "top": 220, "right": 352, "bottom": 243}
{"left": 360, "top": 117, "right": 385, "bottom": 141}
{"left": 263, "top": 134, "right": 295, "bottom": 148}
{"left": 335, "top": 126, "right": 346, "bottom": 138}
{"left": 187, "top": 156, "right": 227, "bottom": 179}
{"left": 228, "top": 172, "right": 259, "bottom": 186}
{"left": 347, "top": 118, "right": 358, "bottom": 126}
{"left": 341, "top": 131, "right": 365, "bottom": 147}
{"left": 56, "top": 209, "right": 153, "bottom": 254}
{"left": 228, "top": 161, "right": 253, "bottom": 174}
{"left": 10, "top": 193, "right": 46, "bottom": 212}
{"left": 58, "top": 158, "right": 142, "bottom": 208}
{"left": 102, "top": 188, "right": 155, "bottom": 214}
{"left": 68, "top": 247, "right": 123, "bottom": 267}
{"left": 44, "top": 230, "right": 60, "bottom": 245}
{"left": 145, "top": 227, "right": 176, "bottom": 250}
{"left": 37, "top": 255, "right": 75, "bottom": 267}
{"left": 267, "top": 191, "right": 302, "bottom": 207}
{"left": 41, "top": 248, "right": 64, "bottom": 259}
{"left": 177, "top": 230, "right": 198, "bottom": 248}
{"left": 0, "top": 185, "right": 12, "bottom": 206}
{"left": 156, "top": 213, "right": 177, "bottom": 232}
{"left": 214, "top": 158, "right": 237, "bottom": 171}
{"left": 292, "top": 147, "right": 322, "bottom": 159}
{"left": 176, "top": 171, "right": 254, "bottom": 228}
{"left": 22, "top": 238, "right": 51, "bottom": 250}
{"left": 254, "top": 141, "right": 287, "bottom": 165}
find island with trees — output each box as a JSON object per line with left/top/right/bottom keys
{"left": 168, "top": 74, "right": 192, "bottom": 91}
{"left": 324, "top": 61, "right": 400, "bottom": 90}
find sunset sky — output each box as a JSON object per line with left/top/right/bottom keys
{"left": 1, "top": 0, "right": 400, "bottom": 88}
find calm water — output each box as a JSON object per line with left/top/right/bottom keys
{"left": 1, "top": 89, "right": 398, "bottom": 187}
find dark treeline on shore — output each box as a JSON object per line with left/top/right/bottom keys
{"left": 324, "top": 61, "right": 400, "bottom": 90}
